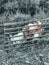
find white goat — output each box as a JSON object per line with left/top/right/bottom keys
{"left": 10, "top": 22, "right": 43, "bottom": 44}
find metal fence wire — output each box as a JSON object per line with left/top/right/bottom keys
{"left": 0, "top": 18, "right": 49, "bottom": 53}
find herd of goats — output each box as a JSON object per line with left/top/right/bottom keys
{"left": 10, "top": 19, "right": 44, "bottom": 44}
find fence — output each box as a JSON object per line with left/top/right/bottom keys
{"left": 0, "top": 18, "right": 49, "bottom": 53}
